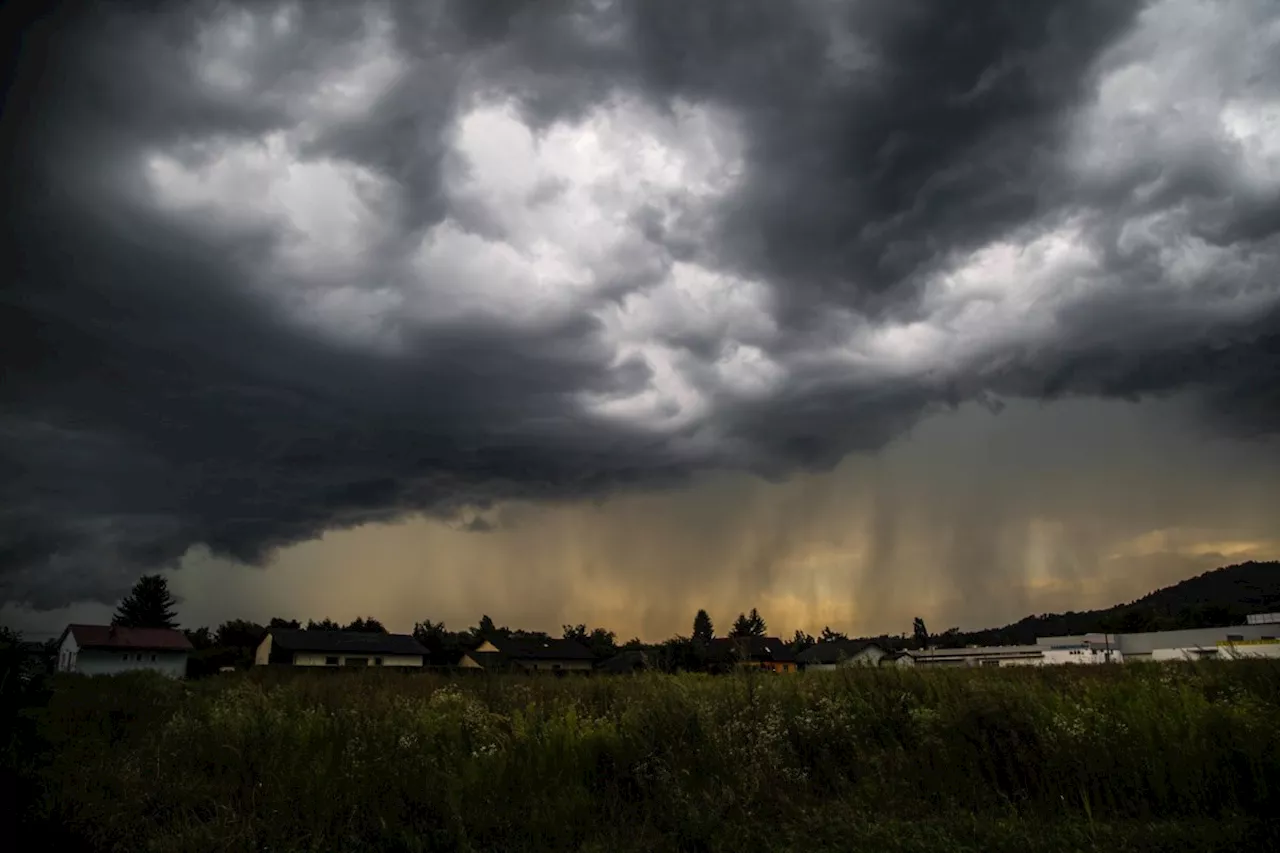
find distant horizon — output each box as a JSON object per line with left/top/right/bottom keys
{"left": 11, "top": 558, "right": 1277, "bottom": 646}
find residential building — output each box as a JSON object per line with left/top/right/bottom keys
{"left": 254, "top": 629, "right": 428, "bottom": 667}
{"left": 597, "top": 649, "right": 651, "bottom": 674}
{"left": 796, "top": 640, "right": 888, "bottom": 670}
{"left": 458, "top": 637, "right": 595, "bottom": 673}
{"left": 56, "top": 624, "right": 192, "bottom": 677}
{"left": 705, "top": 636, "right": 798, "bottom": 672}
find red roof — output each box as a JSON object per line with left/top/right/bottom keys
{"left": 64, "top": 624, "right": 193, "bottom": 651}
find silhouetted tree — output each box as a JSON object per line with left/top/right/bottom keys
{"left": 215, "top": 620, "right": 265, "bottom": 650}
{"left": 692, "top": 609, "right": 715, "bottom": 644}
{"left": 472, "top": 614, "right": 506, "bottom": 640}
{"left": 819, "top": 626, "right": 848, "bottom": 643}
{"left": 344, "top": 616, "right": 386, "bottom": 633}
{"left": 789, "top": 630, "right": 815, "bottom": 654}
{"left": 306, "top": 618, "right": 341, "bottom": 631}
{"left": 184, "top": 626, "right": 214, "bottom": 650}
{"left": 936, "top": 627, "right": 964, "bottom": 649}
{"left": 268, "top": 617, "right": 300, "bottom": 630}
{"left": 912, "top": 617, "right": 929, "bottom": 650}
{"left": 730, "top": 608, "right": 767, "bottom": 638}
{"left": 112, "top": 574, "right": 179, "bottom": 629}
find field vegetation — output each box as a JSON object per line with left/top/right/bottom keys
{"left": 6, "top": 662, "right": 1280, "bottom": 852}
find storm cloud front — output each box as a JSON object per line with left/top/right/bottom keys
{"left": 2, "top": 0, "right": 1278, "bottom": 633}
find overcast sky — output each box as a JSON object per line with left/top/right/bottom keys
{"left": 2, "top": 0, "right": 1278, "bottom": 640}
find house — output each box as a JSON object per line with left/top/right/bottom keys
{"left": 56, "top": 624, "right": 192, "bottom": 677}
{"left": 706, "top": 636, "right": 798, "bottom": 672}
{"left": 796, "top": 640, "right": 888, "bottom": 670}
{"left": 254, "top": 629, "right": 428, "bottom": 667}
{"left": 458, "top": 637, "right": 594, "bottom": 673}
{"left": 597, "top": 649, "right": 650, "bottom": 674}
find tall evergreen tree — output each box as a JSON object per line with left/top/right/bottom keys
{"left": 746, "top": 607, "right": 767, "bottom": 636}
{"left": 692, "top": 609, "right": 715, "bottom": 643}
{"left": 729, "top": 612, "right": 753, "bottom": 638}
{"left": 112, "top": 574, "right": 178, "bottom": 629}
{"left": 912, "top": 617, "right": 930, "bottom": 650}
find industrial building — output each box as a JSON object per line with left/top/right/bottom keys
{"left": 895, "top": 614, "right": 1280, "bottom": 668}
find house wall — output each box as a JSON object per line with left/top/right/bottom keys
{"left": 73, "top": 649, "right": 188, "bottom": 678}
{"left": 254, "top": 634, "right": 272, "bottom": 666}
{"left": 57, "top": 632, "right": 79, "bottom": 673}
{"left": 514, "top": 659, "right": 594, "bottom": 673}
{"left": 805, "top": 647, "right": 886, "bottom": 670}
{"left": 290, "top": 652, "right": 423, "bottom": 667}
{"left": 734, "top": 660, "right": 796, "bottom": 673}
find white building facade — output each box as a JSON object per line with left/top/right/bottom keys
{"left": 57, "top": 624, "right": 191, "bottom": 678}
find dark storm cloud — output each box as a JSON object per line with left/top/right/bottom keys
{"left": 2, "top": 0, "right": 1279, "bottom": 608}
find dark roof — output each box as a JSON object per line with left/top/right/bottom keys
{"left": 796, "top": 640, "right": 887, "bottom": 665}
{"left": 462, "top": 650, "right": 511, "bottom": 670}
{"left": 706, "top": 636, "right": 796, "bottom": 662}
{"left": 597, "top": 650, "right": 650, "bottom": 673}
{"left": 483, "top": 636, "right": 594, "bottom": 661}
{"left": 63, "top": 624, "right": 193, "bottom": 652}
{"left": 268, "top": 630, "right": 427, "bottom": 657}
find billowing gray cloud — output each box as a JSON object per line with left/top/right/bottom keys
{"left": 2, "top": 0, "right": 1278, "bottom": 609}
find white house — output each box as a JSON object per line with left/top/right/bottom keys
{"left": 458, "top": 637, "right": 595, "bottom": 673}
{"left": 796, "top": 640, "right": 889, "bottom": 670}
{"left": 57, "top": 624, "right": 192, "bottom": 677}
{"left": 255, "top": 629, "right": 428, "bottom": 667}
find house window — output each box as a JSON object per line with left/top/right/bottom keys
{"left": 136, "top": 653, "right": 143, "bottom": 661}
{"left": 150, "top": 654, "right": 157, "bottom": 662}
{"left": 345, "top": 657, "right": 369, "bottom": 667}
{"left": 325, "top": 656, "right": 339, "bottom": 666}
{"left": 122, "top": 654, "right": 129, "bottom": 661}
{"left": 374, "top": 657, "right": 383, "bottom": 666}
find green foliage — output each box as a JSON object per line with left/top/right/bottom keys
{"left": 13, "top": 662, "right": 1280, "bottom": 851}
{"left": 111, "top": 574, "right": 178, "bottom": 629}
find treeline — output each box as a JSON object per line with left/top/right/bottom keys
{"left": 10, "top": 561, "right": 1278, "bottom": 678}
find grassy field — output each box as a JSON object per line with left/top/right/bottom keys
{"left": 6, "top": 662, "right": 1280, "bottom": 852}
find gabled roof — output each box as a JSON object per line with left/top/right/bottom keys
{"left": 267, "top": 629, "right": 427, "bottom": 657}
{"left": 598, "top": 649, "right": 650, "bottom": 673}
{"left": 796, "top": 640, "right": 887, "bottom": 665}
{"left": 483, "top": 636, "right": 594, "bottom": 661}
{"left": 706, "top": 636, "right": 796, "bottom": 663}
{"left": 63, "top": 624, "right": 193, "bottom": 652}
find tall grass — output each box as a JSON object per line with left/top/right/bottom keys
{"left": 14, "top": 662, "right": 1280, "bottom": 852}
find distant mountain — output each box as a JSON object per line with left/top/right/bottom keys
{"left": 908, "top": 561, "right": 1280, "bottom": 649}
